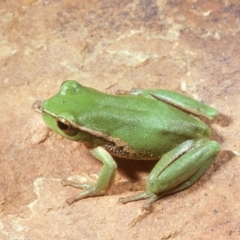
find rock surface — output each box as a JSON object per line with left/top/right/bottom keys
{"left": 0, "top": 1, "right": 239, "bottom": 239}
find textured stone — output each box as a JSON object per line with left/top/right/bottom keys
{"left": 0, "top": 1, "right": 239, "bottom": 239}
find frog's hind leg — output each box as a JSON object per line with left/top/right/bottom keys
{"left": 117, "top": 87, "right": 218, "bottom": 120}
{"left": 119, "top": 140, "right": 220, "bottom": 211}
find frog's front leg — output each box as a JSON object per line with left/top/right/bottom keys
{"left": 62, "top": 146, "right": 117, "bottom": 205}
{"left": 119, "top": 140, "right": 220, "bottom": 210}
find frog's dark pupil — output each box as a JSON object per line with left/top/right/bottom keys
{"left": 57, "top": 121, "right": 69, "bottom": 130}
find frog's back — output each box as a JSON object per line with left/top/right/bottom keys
{"left": 77, "top": 91, "right": 210, "bottom": 159}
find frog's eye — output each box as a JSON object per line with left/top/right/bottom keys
{"left": 56, "top": 117, "right": 78, "bottom": 136}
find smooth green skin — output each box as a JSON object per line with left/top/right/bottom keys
{"left": 36, "top": 80, "right": 220, "bottom": 210}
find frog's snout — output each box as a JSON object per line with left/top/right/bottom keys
{"left": 33, "top": 100, "right": 43, "bottom": 113}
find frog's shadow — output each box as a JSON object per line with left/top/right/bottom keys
{"left": 117, "top": 157, "right": 156, "bottom": 181}
{"left": 111, "top": 157, "right": 157, "bottom": 195}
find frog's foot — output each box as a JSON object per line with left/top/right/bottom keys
{"left": 119, "top": 191, "right": 160, "bottom": 211}
{"left": 62, "top": 172, "right": 97, "bottom": 189}
{"left": 62, "top": 146, "right": 117, "bottom": 205}
{"left": 61, "top": 178, "right": 95, "bottom": 189}
{"left": 62, "top": 179, "right": 106, "bottom": 205}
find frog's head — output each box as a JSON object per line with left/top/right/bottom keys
{"left": 33, "top": 80, "right": 93, "bottom": 142}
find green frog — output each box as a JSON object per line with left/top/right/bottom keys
{"left": 33, "top": 80, "right": 220, "bottom": 210}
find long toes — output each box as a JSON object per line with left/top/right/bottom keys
{"left": 61, "top": 179, "right": 93, "bottom": 189}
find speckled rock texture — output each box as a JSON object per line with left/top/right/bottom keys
{"left": 0, "top": 1, "right": 239, "bottom": 239}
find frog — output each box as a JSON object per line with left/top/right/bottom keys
{"left": 33, "top": 80, "right": 220, "bottom": 210}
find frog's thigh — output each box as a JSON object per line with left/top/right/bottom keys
{"left": 147, "top": 140, "right": 220, "bottom": 195}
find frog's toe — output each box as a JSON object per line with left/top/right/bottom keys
{"left": 65, "top": 186, "right": 106, "bottom": 205}
{"left": 119, "top": 191, "right": 160, "bottom": 210}
{"left": 61, "top": 179, "right": 93, "bottom": 190}
{"left": 142, "top": 194, "right": 161, "bottom": 211}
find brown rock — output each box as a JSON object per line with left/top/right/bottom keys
{"left": 0, "top": 1, "right": 239, "bottom": 239}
